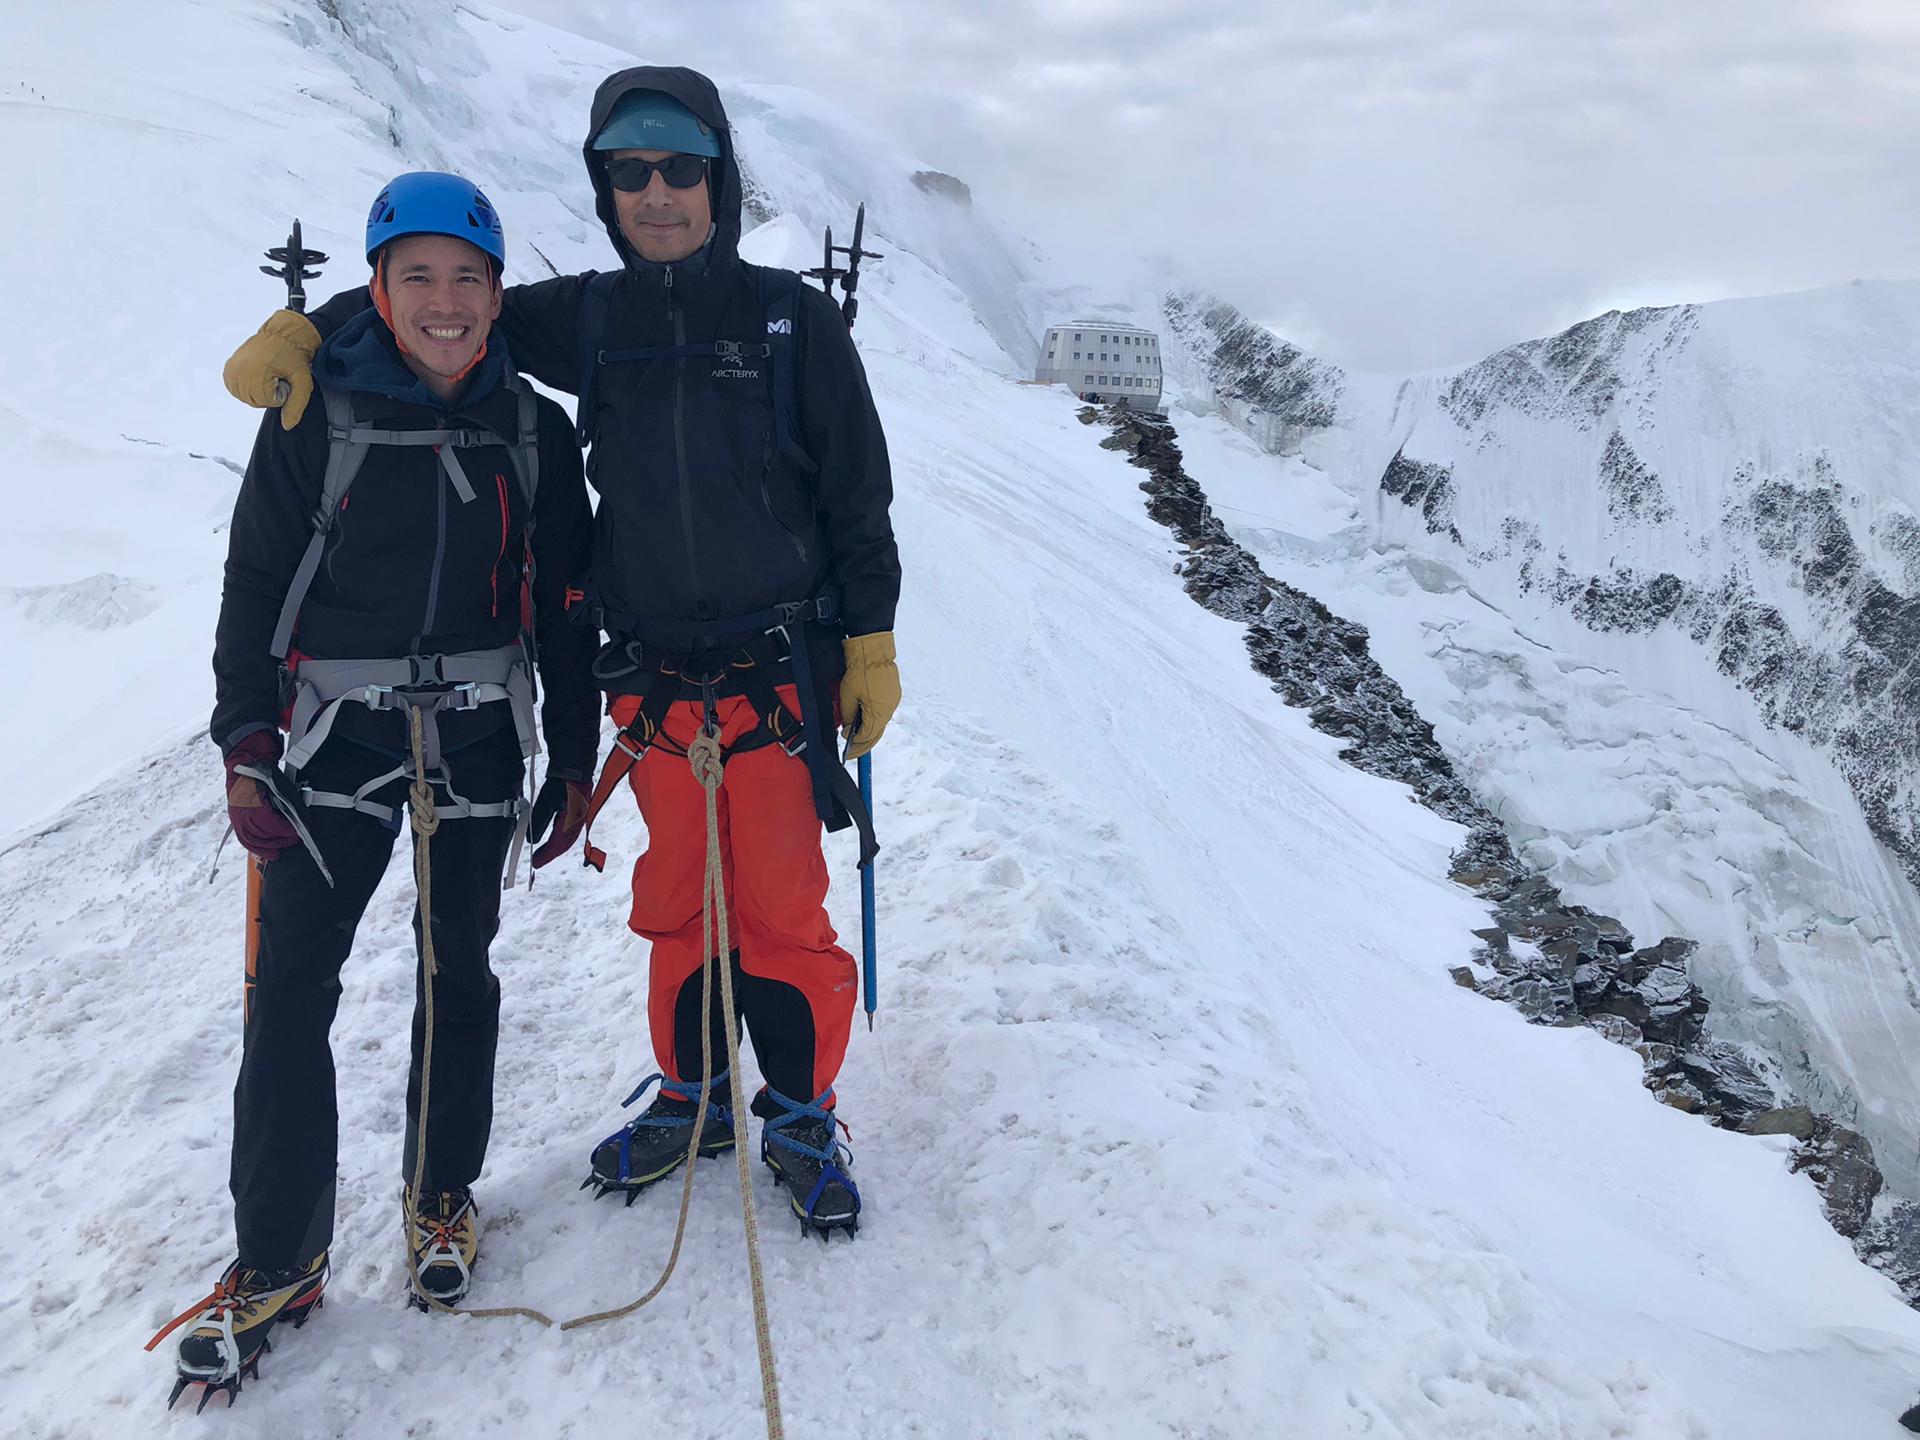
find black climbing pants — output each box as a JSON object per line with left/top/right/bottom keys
{"left": 230, "top": 730, "right": 521, "bottom": 1272}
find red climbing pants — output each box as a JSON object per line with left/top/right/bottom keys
{"left": 610, "top": 686, "right": 857, "bottom": 1103}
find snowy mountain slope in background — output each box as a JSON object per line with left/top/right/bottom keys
{"left": 1170, "top": 282, "right": 1920, "bottom": 1194}
{"left": 7, "top": 2, "right": 1920, "bottom": 1436}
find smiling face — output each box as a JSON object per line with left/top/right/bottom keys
{"left": 608, "top": 148, "right": 713, "bottom": 264}
{"left": 376, "top": 233, "right": 502, "bottom": 397}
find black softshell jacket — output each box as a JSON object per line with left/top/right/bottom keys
{"left": 211, "top": 319, "right": 599, "bottom": 774}
{"left": 311, "top": 66, "right": 900, "bottom": 649}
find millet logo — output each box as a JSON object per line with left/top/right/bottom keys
{"left": 767, "top": 318, "right": 792, "bottom": 335}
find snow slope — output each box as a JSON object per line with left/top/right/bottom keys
{"left": 5, "top": 2, "right": 1920, "bottom": 1437}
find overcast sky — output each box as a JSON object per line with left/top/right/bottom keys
{"left": 504, "top": 0, "right": 1920, "bottom": 372}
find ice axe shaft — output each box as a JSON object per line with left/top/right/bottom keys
{"left": 860, "top": 753, "right": 876, "bottom": 1028}
{"left": 244, "top": 856, "right": 264, "bottom": 1024}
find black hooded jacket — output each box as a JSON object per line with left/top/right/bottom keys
{"left": 310, "top": 66, "right": 900, "bottom": 656}
{"left": 211, "top": 314, "right": 599, "bottom": 773}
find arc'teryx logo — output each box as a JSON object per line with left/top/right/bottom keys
{"left": 713, "top": 340, "right": 761, "bottom": 382}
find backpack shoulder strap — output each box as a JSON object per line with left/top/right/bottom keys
{"left": 574, "top": 270, "right": 622, "bottom": 451}
{"left": 269, "top": 387, "right": 370, "bottom": 661}
{"left": 501, "top": 370, "right": 541, "bottom": 513}
{"left": 755, "top": 265, "right": 813, "bottom": 474}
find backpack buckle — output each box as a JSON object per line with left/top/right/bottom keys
{"left": 717, "top": 340, "right": 743, "bottom": 362}
{"left": 772, "top": 597, "right": 834, "bottom": 627}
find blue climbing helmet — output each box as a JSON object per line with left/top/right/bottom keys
{"left": 363, "top": 171, "right": 506, "bottom": 268}
{"left": 589, "top": 89, "right": 721, "bottom": 157}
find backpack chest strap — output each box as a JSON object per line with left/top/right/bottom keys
{"left": 273, "top": 391, "right": 535, "bottom": 660}
{"left": 598, "top": 340, "right": 774, "bottom": 364}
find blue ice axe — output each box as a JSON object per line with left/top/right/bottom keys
{"left": 809, "top": 205, "right": 885, "bottom": 1028}
{"left": 860, "top": 753, "right": 877, "bottom": 1029}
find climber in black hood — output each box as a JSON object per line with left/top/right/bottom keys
{"left": 223, "top": 65, "right": 902, "bottom": 1238}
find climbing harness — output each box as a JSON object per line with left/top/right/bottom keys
{"left": 575, "top": 614, "right": 878, "bottom": 876}
{"left": 266, "top": 380, "right": 546, "bottom": 888}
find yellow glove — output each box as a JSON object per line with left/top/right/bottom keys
{"left": 223, "top": 310, "right": 323, "bottom": 430}
{"left": 839, "top": 631, "right": 900, "bottom": 761}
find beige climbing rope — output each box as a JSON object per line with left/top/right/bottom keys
{"left": 559, "top": 725, "right": 786, "bottom": 1439}
{"left": 694, "top": 728, "right": 784, "bottom": 1438}
{"left": 400, "top": 708, "right": 785, "bottom": 1440}
{"left": 555, "top": 854, "right": 717, "bottom": 1331}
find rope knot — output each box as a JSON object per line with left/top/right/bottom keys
{"left": 687, "top": 731, "right": 725, "bottom": 792}
{"left": 409, "top": 778, "right": 441, "bottom": 837}
{"left": 407, "top": 709, "right": 442, "bottom": 837}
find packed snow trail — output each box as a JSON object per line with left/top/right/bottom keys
{"left": 8, "top": 2, "right": 1920, "bottom": 1436}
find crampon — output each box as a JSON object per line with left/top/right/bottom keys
{"left": 404, "top": 1186, "right": 478, "bottom": 1310}
{"left": 759, "top": 1086, "right": 861, "bottom": 1241}
{"left": 582, "top": 1071, "right": 735, "bottom": 1205}
{"left": 145, "top": 1253, "right": 328, "bottom": 1412}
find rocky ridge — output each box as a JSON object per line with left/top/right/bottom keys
{"left": 1088, "top": 402, "right": 1912, "bottom": 1288}
{"left": 1163, "top": 290, "right": 1343, "bottom": 455}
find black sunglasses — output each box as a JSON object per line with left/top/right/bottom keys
{"left": 605, "top": 154, "right": 710, "bottom": 193}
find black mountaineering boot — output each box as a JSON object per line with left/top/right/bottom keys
{"left": 148, "top": 1251, "right": 329, "bottom": 1412}
{"left": 585, "top": 1072, "right": 735, "bottom": 1203}
{"left": 758, "top": 1086, "right": 861, "bottom": 1239}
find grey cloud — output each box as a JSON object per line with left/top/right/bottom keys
{"left": 505, "top": 0, "right": 1920, "bottom": 371}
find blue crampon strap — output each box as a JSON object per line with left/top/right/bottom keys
{"left": 597, "top": 1070, "right": 733, "bottom": 1183}
{"left": 761, "top": 1085, "right": 861, "bottom": 1221}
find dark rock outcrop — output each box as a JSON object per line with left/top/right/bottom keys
{"left": 910, "top": 170, "right": 972, "bottom": 207}
{"left": 1790, "top": 1116, "right": 1884, "bottom": 1239}
{"left": 1162, "top": 291, "right": 1343, "bottom": 439}
{"left": 1599, "top": 430, "right": 1675, "bottom": 525}
{"left": 1379, "top": 450, "right": 1462, "bottom": 543}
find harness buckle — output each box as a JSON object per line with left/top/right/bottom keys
{"left": 408, "top": 654, "right": 446, "bottom": 686}
{"left": 772, "top": 596, "right": 834, "bottom": 628}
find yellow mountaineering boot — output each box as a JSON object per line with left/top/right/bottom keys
{"left": 147, "top": 1251, "right": 329, "bottom": 1411}
{"left": 404, "top": 1185, "right": 479, "bottom": 1308}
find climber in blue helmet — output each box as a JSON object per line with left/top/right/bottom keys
{"left": 155, "top": 168, "right": 599, "bottom": 1408}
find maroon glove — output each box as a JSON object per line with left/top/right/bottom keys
{"left": 529, "top": 775, "right": 592, "bottom": 869}
{"left": 224, "top": 731, "right": 299, "bottom": 862}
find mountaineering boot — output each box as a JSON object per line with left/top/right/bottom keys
{"left": 585, "top": 1072, "right": 735, "bottom": 1203}
{"left": 147, "top": 1252, "right": 329, "bottom": 1411}
{"left": 404, "top": 1185, "right": 479, "bottom": 1308}
{"left": 758, "top": 1087, "right": 861, "bottom": 1239}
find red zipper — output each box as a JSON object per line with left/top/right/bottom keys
{"left": 491, "top": 472, "right": 510, "bottom": 616}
